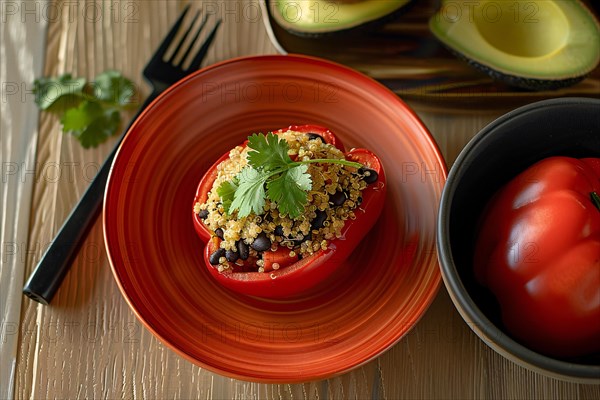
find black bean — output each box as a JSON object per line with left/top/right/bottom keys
{"left": 329, "top": 191, "right": 346, "bottom": 207}
{"left": 311, "top": 210, "right": 327, "bottom": 230}
{"left": 307, "top": 133, "right": 326, "bottom": 143}
{"left": 237, "top": 240, "right": 249, "bottom": 260}
{"left": 274, "top": 225, "right": 284, "bottom": 236}
{"left": 209, "top": 248, "right": 225, "bottom": 265}
{"left": 356, "top": 196, "right": 363, "bottom": 206}
{"left": 214, "top": 228, "right": 224, "bottom": 239}
{"left": 198, "top": 209, "right": 209, "bottom": 219}
{"left": 225, "top": 250, "right": 239, "bottom": 263}
{"left": 359, "top": 167, "right": 379, "bottom": 184}
{"left": 251, "top": 232, "right": 271, "bottom": 252}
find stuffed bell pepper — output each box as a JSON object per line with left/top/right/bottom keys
{"left": 192, "top": 125, "right": 386, "bottom": 298}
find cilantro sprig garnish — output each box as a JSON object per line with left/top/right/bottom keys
{"left": 217, "top": 133, "right": 363, "bottom": 219}
{"left": 33, "top": 70, "right": 136, "bottom": 148}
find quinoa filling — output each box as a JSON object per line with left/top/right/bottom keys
{"left": 194, "top": 129, "right": 374, "bottom": 273}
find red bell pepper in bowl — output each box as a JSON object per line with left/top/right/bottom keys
{"left": 474, "top": 156, "right": 600, "bottom": 358}
{"left": 192, "top": 125, "right": 386, "bottom": 299}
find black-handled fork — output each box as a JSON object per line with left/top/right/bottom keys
{"left": 23, "top": 6, "right": 221, "bottom": 305}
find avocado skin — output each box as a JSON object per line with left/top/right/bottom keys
{"left": 271, "top": 0, "right": 416, "bottom": 38}
{"left": 446, "top": 46, "right": 588, "bottom": 92}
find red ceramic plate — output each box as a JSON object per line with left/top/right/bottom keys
{"left": 104, "top": 54, "right": 446, "bottom": 382}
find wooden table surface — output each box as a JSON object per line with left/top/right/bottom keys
{"left": 4, "top": 1, "right": 600, "bottom": 399}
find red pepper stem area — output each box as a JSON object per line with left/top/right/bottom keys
{"left": 592, "top": 192, "right": 600, "bottom": 211}
{"left": 261, "top": 158, "right": 363, "bottom": 182}
{"left": 290, "top": 159, "right": 363, "bottom": 168}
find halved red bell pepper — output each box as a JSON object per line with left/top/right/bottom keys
{"left": 192, "top": 125, "right": 386, "bottom": 299}
{"left": 474, "top": 156, "right": 600, "bottom": 358}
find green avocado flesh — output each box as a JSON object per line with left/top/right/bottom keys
{"left": 272, "top": 0, "right": 412, "bottom": 35}
{"left": 429, "top": 0, "right": 600, "bottom": 90}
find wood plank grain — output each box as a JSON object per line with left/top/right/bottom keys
{"left": 0, "top": 7, "right": 48, "bottom": 400}
{"left": 14, "top": 1, "right": 600, "bottom": 399}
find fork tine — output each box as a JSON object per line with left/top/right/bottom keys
{"left": 150, "top": 5, "right": 191, "bottom": 61}
{"left": 187, "top": 19, "right": 222, "bottom": 71}
{"left": 179, "top": 13, "right": 208, "bottom": 66}
{"left": 167, "top": 9, "right": 201, "bottom": 63}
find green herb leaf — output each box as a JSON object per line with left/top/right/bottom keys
{"left": 591, "top": 191, "right": 600, "bottom": 212}
{"left": 33, "top": 70, "right": 137, "bottom": 148}
{"left": 33, "top": 74, "right": 86, "bottom": 112}
{"left": 92, "top": 70, "right": 135, "bottom": 106}
{"left": 216, "top": 133, "right": 364, "bottom": 219}
{"left": 267, "top": 164, "right": 312, "bottom": 218}
{"left": 216, "top": 178, "right": 239, "bottom": 214}
{"left": 247, "top": 132, "right": 292, "bottom": 172}
{"left": 61, "top": 101, "right": 120, "bottom": 148}
{"left": 229, "top": 167, "right": 270, "bottom": 217}
{"left": 61, "top": 100, "right": 100, "bottom": 131}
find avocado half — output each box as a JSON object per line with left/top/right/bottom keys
{"left": 429, "top": 0, "right": 600, "bottom": 90}
{"left": 271, "top": 0, "right": 413, "bottom": 36}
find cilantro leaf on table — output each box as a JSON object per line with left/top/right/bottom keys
{"left": 33, "top": 74, "right": 86, "bottom": 112}
{"left": 267, "top": 164, "right": 312, "bottom": 218}
{"left": 60, "top": 101, "right": 100, "bottom": 132}
{"left": 61, "top": 101, "right": 121, "bottom": 148}
{"left": 33, "top": 70, "right": 136, "bottom": 148}
{"left": 92, "top": 70, "right": 136, "bottom": 106}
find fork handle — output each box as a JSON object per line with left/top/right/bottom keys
{"left": 23, "top": 92, "right": 159, "bottom": 305}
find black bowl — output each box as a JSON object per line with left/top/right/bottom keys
{"left": 437, "top": 97, "right": 600, "bottom": 382}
